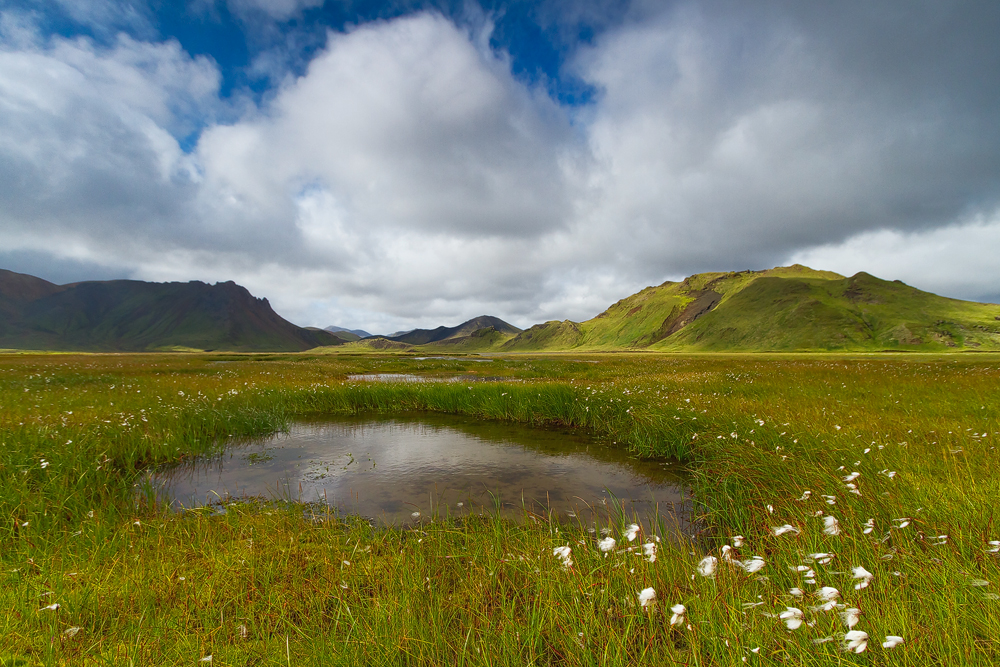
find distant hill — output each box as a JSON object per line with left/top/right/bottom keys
{"left": 383, "top": 316, "right": 520, "bottom": 345}
{"left": 0, "top": 269, "right": 343, "bottom": 352}
{"left": 324, "top": 325, "right": 372, "bottom": 340}
{"left": 502, "top": 265, "right": 1000, "bottom": 352}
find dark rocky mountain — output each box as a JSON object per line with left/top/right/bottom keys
{"left": 0, "top": 269, "right": 342, "bottom": 352}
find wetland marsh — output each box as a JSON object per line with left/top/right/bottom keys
{"left": 2, "top": 352, "right": 999, "bottom": 665}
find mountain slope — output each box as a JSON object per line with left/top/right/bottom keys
{"left": 501, "top": 266, "right": 1000, "bottom": 352}
{"left": 385, "top": 316, "right": 520, "bottom": 345}
{"left": 0, "top": 270, "right": 342, "bottom": 352}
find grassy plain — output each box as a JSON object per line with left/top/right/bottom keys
{"left": 1, "top": 351, "right": 999, "bottom": 665}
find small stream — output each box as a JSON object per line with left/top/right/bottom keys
{"left": 153, "top": 413, "right": 690, "bottom": 530}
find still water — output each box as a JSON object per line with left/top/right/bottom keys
{"left": 153, "top": 413, "right": 689, "bottom": 528}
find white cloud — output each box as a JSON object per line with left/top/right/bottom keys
{"left": 789, "top": 213, "right": 1000, "bottom": 303}
{"left": 2, "top": 4, "right": 1000, "bottom": 333}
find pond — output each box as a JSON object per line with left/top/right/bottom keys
{"left": 152, "top": 414, "right": 690, "bottom": 530}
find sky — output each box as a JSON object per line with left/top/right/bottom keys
{"left": 2, "top": 0, "right": 999, "bottom": 334}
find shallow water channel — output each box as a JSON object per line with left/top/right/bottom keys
{"left": 153, "top": 414, "right": 690, "bottom": 530}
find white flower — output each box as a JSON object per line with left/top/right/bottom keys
{"left": 834, "top": 425, "right": 841, "bottom": 430}
{"left": 797, "top": 490, "right": 812, "bottom": 501}
{"left": 808, "top": 552, "right": 834, "bottom": 565}
{"left": 880, "top": 469, "right": 897, "bottom": 479}
{"left": 199, "top": 656, "right": 212, "bottom": 663}
{"left": 669, "top": 603, "right": 686, "bottom": 626}
{"left": 843, "top": 630, "right": 869, "bottom": 653}
{"left": 411, "top": 511, "right": 421, "bottom": 519}
{"left": 772, "top": 524, "right": 799, "bottom": 536}
{"left": 894, "top": 518, "right": 911, "bottom": 529}
{"left": 840, "top": 607, "right": 861, "bottom": 628}
{"left": 986, "top": 541, "right": 1000, "bottom": 553}
{"left": 779, "top": 607, "right": 804, "bottom": 630}
{"left": 767, "top": 504, "right": 775, "bottom": 514}
{"left": 41, "top": 603, "right": 60, "bottom": 611}
{"left": 789, "top": 587, "right": 804, "bottom": 597}
{"left": 598, "top": 536, "right": 616, "bottom": 554}
{"left": 624, "top": 524, "right": 640, "bottom": 542}
{"left": 969, "top": 579, "right": 990, "bottom": 587}
{"left": 40, "top": 460, "right": 49, "bottom": 469}
{"left": 642, "top": 542, "right": 657, "bottom": 563}
{"left": 553, "top": 546, "right": 573, "bottom": 569}
{"left": 882, "top": 635, "right": 904, "bottom": 649}
{"left": 638, "top": 587, "right": 656, "bottom": 608}
{"left": 814, "top": 587, "right": 840, "bottom": 611}
{"left": 731, "top": 535, "right": 745, "bottom": 547}
{"left": 863, "top": 518, "right": 875, "bottom": 535}
{"left": 822, "top": 495, "right": 837, "bottom": 505}
{"left": 697, "top": 555, "right": 718, "bottom": 577}
{"left": 740, "top": 556, "right": 766, "bottom": 574}
{"left": 853, "top": 566, "right": 874, "bottom": 590}
{"left": 842, "top": 472, "right": 860, "bottom": 482}
{"left": 823, "top": 516, "right": 841, "bottom": 536}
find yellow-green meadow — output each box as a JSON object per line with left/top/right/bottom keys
{"left": 2, "top": 352, "right": 998, "bottom": 665}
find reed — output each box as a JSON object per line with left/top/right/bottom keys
{"left": 1, "top": 352, "right": 998, "bottom": 664}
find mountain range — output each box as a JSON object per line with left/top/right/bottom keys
{"left": 0, "top": 269, "right": 342, "bottom": 352}
{"left": 3, "top": 265, "right": 999, "bottom": 352}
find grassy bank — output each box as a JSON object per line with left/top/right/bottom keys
{"left": 2, "top": 352, "right": 999, "bottom": 664}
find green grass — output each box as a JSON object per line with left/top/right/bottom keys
{"left": 2, "top": 351, "right": 1000, "bottom": 664}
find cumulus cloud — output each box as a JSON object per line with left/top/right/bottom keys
{"left": 1, "top": 2, "right": 999, "bottom": 333}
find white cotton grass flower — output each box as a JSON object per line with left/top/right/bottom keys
{"left": 638, "top": 587, "right": 656, "bottom": 608}
{"left": 814, "top": 587, "right": 840, "bottom": 611}
{"left": 853, "top": 566, "right": 874, "bottom": 590}
{"left": 789, "top": 587, "right": 804, "bottom": 597}
{"left": 772, "top": 524, "right": 799, "bottom": 536}
{"left": 553, "top": 546, "right": 573, "bottom": 569}
{"left": 779, "top": 607, "right": 804, "bottom": 630}
{"left": 624, "top": 524, "right": 640, "bottom": 542}
{"left": 842, "top": 472, "right": 860, "bottom": 482}
{"left": 894, "top": 518, "right": 911, "bottom": 529}
{"left": 697, "top": 555, "right": 718, "bottom": 577}
{"left": 840, "top": 607, "right": 861, "bottom": 628}
{"left": 822, "top": 495, "right": 837, "bottom": 505}
{"left": 863, "top": 518, "right": 875, "bottom": 535}
{"left": 731, "top": 535, "right": 745, "bottom": 548}
{"left": 808, "top": 552, "right": 834, "bottom": 565}
{"left": 797, "top": 490, "right": 812, "bottom": 501}
{"left": 199, "top": 656, "right": 213, "bottom": 663}
{"left": 823, "top": 516, "right": 841, "bottom": 536}
{"left": 767, "top": 504, "right": 775, "bottom": 514}
{"left": 882, "top": 635, "right": 904, "bottom": 649}
{"left": 986, "top": 541, "right": 1000, "bottom": 553}
{"left": 63, "top": 626, "right": 81, "bottom": 638}
{"left": 642, "top": 541, "right": 657, "bottom": 563}
{"left": 843, "top": 630, "right": 869, "bottom": 653}
{"left": 411, "top": 511, "right": 421, "bottom": 519}
{"left": 740, "top": 556, "right": 766, "bottom": 574}
{"left": 969, "top": 578, "right": 990, "bottom": 587}
{"left": 41, "top": 603, "right": 60, "bottom": 611}
{"left": 597, "top": 536, "right": 616, "bottom": 554}
{"left": 669, "top": 603, "right": 686, "bottom": 626}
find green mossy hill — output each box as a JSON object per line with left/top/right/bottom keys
{"left": 421, "top": 326, "right": 514, "bottom": 352}
{"left": 0, "top": 269, "right": 343, "bottom": 352}
{"left": 384, "top": 315, "right": 520, "bottom": 345}
{"left": 502, "top": 265, "right": 1000, "bottom": 351}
